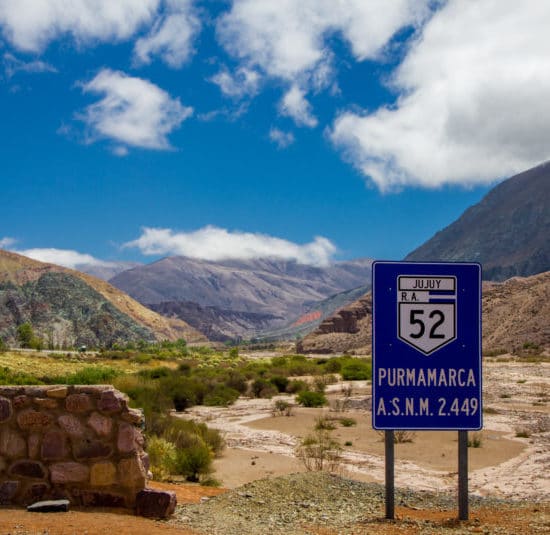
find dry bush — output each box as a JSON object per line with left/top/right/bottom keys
{"left": 314, "top": 415, "right": 337, "bottom": 431}
{"left": 376, "top": 430, "right": 416, "bottom": 443}
{"left": 468, "top": 431, "right": 483, "bottom": 448}
{"left": 295, "top": 429, "right": 342, "bottom": 472}
{"left": 271, "top": 399, "right": 294, "bottom": 417}
{"left": 329, "top": 398, "right": 349, "bottom": 412}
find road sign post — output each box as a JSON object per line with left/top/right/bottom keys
{"left": 372, "top": 262, "right": 482, "bottom": 521}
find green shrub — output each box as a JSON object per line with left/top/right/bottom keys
{"left": 323, "top": 358, "right": 342, "bottom": 373}
{"left": 341, "top": 359, "right": 371, "bottom": 381}
{"left": 251, "top": 378, "right": 277, "bottom": 398}
{"left": 174, "top": 440, "right": 213, "bottom": 482}
{"left": 160, "top": 376, "right": 204, "bottom": 411}
{"left": 0, "top": 366, "right": 43, "bottom": 385}
{"left": 296, "top": 390, "right": 327, "bottom": 407}
{"left": 339, "top": 417, "right": 357, "bottom": 427}
{"left": 272, "top": 399, "right": 293, "bottom": 417}
{"left": 138, "top": 366, "right": 172, "bottom": 379}
{"left": 270, "top": 376, "right": 289, "bottom": 393}
{"left": 154, "top": 417, "right": 225, "bottom": 457}
{"left": 122, "top": 379, "right": 171, "bottom": 418}
{"left": 468, "top": 432, "right": 483, "bottom": 448}
{"left": 131, "top": 353, "right": 153, "bottom": 364}
{"left": 223, "top": 370, "right": 248, "bottom": 394}
{"left": 147, "top": 436, "right": 177, "bottom": 480}
{"left": 51, "top": 366, "right": 119, "bottom": 385}
{"left": 203, "top": 385, "right": 240, "bottom": 406}
{"left": 286, "top": 379, "right": 308, "bottom": 394}
{"left": 314, "top": 416, "right": 336, "bottom": 430}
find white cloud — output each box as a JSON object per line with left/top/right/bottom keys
{"left": 79, "top": 69, "right": 193, "bottom": 150}
{"left": 269, "top": 127, "right": 295, "bottom": 149}
{"left": 330, "top": 0, "right": 550, "bottom": 191}
{"left": 217, "top": 0, "right": 427, "bottom": 86}
{"left": 279, "top": 85, "right": 317, "bottom": 128}
{"left": 210, "top": 66, "right": 260, "bottom": 99}
{"left": 124, "top": 226, "right": 337, "bottom": 266}
{"left": 0, "top": 237, "right": 16, "bottom": 249}
{"left": 133, "top": 0, "right": 200, "bottom": 68}
{"left": 112, "top": 146, "right": 129, "bottom": 157}
{"left": 0, "top": 0, "right": 159, "bottom": 53}
{"left": 16, "top": 248, "right": 113, "bottom": 269}
{"left": 3, "top": 52, "right": 57, "bottom": 77}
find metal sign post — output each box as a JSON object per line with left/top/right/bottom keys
{"left": 372, "top": 262, "right": 482, "bottom": 521}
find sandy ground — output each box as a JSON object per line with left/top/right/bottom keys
{"left": 1, "top": 358, "right": 548, "bottom": 534}
{"left": 188, "top": 358, "right": 550, "bottom": 500}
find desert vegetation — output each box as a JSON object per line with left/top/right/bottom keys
{"left": 0, "top": 341, "right": 371, "bottom": 484}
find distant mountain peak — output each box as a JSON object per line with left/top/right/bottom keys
{"left": 405, "top": 163, "right": 550, "bottom": 280}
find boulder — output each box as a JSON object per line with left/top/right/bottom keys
{"left": 27, "top": 499, "right": 69, "bottom": 513}
{"left": 135, "top": 488, "right": 177, "bottom": 518}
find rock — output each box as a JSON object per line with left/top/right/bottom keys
{"left": 17, "top": 410, "right": 53, "bottom": 430}
{"left": 121, "top": 408, "right": 144, "bottom": 425}
{"left": 27, "top": 499, "right": 69, "bottom": 513}
{"left": 0, "top": 396, "right": 13, "bottom": 423}
{"left": 46, "top": 387, "right": 68, "bottom": 399}
{"left": 118, "top": 456, "right": 146, "bottom": 488}
{"left": 13, "top": 395, "right": 31, "bottom": 409}
{"left": 41, "top": 430, "right": 69, "bottom": 460}
{"left": 9, "top": 460, "right": 48, "bottom": 480}
{"left": 50, "top": 462, "right": 89, "bottom": 484}
{"left": 65, "top": 394, "right": 93, "bottom": 413}
{"left": 22, "top": 483, "right": 50, "bottom": 505}
{"left": 58, "top": 414, "right": 85, "bottom": 436}
{"left": 0, "top": 428, "right": 27, "bottom": 458}
{"left": 87, "top": 412, "right": 112, "bottom": 436}
{"left": 27, "top": 433, "right": 41, "bottom": 459}
{"left": 33, "top": 398, "right": 58, "bottom": 410}
{"left": 90, "top": 461, "right": 117, "bottom": 486}
{"left": 135, "top": 489, "right": 177, "bottom": 518}
{"left": 97, "top": 390, "right": 126, "bottom": 414}
{"left": 77, "top": 490, "right": 126, "bottom": 508}
{"left": 117, "top": 422, "right": 143, "bottom": 453}
{"left": 73, "top": 439, "right": 113, "bottom": 461}
{"left": 0, "top": 480, "right": 19, "bottom": 505}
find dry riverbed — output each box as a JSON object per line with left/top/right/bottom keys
{"left": 185, "top": 358, "right": 550, "bottom": 501}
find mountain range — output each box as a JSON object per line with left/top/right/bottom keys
{"left": 405, "top": 161, "right": 550, "bottom": 280}
{"left": 300, "top": 162, "right": 550, "bottom": 353}
{"left": 2, "top": 161, "right": 548, "bottom": 347}
{"left": 299, "top": 270, "right": 550, "bottom": 355}
{"left": 108, "top": 257, "right": 373, "bottom": 340}
{"left": 0, "top": 250, "right": 204, "bottom": 348}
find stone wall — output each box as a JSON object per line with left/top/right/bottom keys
{"left": 0, "top": 385, "right": 147, "bottom": 508}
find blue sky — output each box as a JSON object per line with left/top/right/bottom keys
{"left": 1, "top": 1, "right": 548, "bottom": 270}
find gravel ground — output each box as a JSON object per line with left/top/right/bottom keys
{"left": 173, "top": 472, "right": 546, "bottom": 535}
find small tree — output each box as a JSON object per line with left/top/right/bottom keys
{"left": 296, "top": 390, "right": 327, "bottom": 407}
{"left": 17, "top": 322, "right": 34, "bottom": 348}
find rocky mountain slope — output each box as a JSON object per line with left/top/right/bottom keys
{"left": 0, "top": 250, "right": 205, "bottom": 347}
{"left": 257, "top": 284, "right": 370, "bottom": 342}
{"left": 148, "top": 300, "right": 281, "bottom": 342}
{"left": 109, "top": 257, "right": 372, "bottom": 339}
{"left": 405, "top": 162, "right": 550, "bottom": 280}
{"left": 299, "top": 271, "right": 550, "bottom": 354}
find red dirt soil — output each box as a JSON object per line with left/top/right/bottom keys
{"left": 0, "top": 482, "right": 548, "bottom": 534}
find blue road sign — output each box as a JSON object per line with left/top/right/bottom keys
{"left": 372, "top": 262, "right": 482, "bottom": 430}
